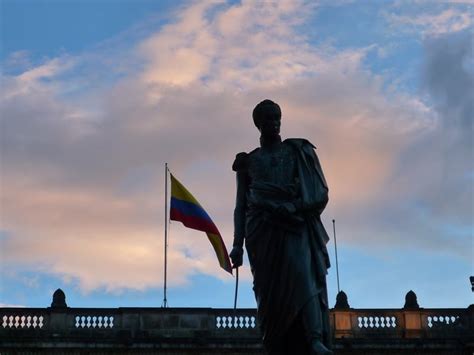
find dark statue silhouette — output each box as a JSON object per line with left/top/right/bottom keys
{"left": 230, "top": 100, "right": 332, "bottom": 355}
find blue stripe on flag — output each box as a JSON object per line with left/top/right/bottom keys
{"left": 170, "top": 197, "right": 213, "bottom": 222}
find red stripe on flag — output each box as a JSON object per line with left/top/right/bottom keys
{"left": 170, "top": 208, "right": 220, "bottom": 235}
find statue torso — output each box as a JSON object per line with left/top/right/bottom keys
{"left": 245, "top": 141, "right": 300, "bottom": 212}
{"left": 247, "top": 141, "right": 297, "bottom": 187}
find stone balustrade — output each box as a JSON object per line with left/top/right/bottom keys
{"left": 332, "top": 308, "right": 469, "bottom": 339}
{"left": 1, "top": 289, "right": 473, "bottom": 354}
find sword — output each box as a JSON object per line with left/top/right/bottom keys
{"left": 233, "top": 267, "right": 239, "bottom": 327}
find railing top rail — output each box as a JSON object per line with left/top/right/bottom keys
{"left": 0, "top": 308, "right": 49, "bottom": 312}
{"left": 331, "top": 308, "right": 403, "bottom": 312}
{"left": 210, "top": 308, "right": 257, "bottom": 312}
{"left": 0, "top": 306, "right": 471, "bottom": 313}
{"left": 330, "top": 307, "right": 471, "bottom": 312}
{"left": 70, "top": 307, "right": 257, "bottom": 313}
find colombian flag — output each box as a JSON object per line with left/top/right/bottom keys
{"left": 169, "top": 173, "right": 232, "bottom": 274}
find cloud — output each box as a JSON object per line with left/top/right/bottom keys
{"left": 414, "top": 30, "right": 473, "bottom": 228}
{"left": 138, "top": 0, "right": 321, "bottom": 89}
{"left": 3, "top": 50, "right": 32, "bottom": 73}
{"left": 422, "top": 31, "right": 473, "bottom": 129}
{"left": 0, "top": 0, "right": 470, "bottom": 294}
{"left": 387, "top": 7, "right": 473, "bottom": 37}
{"left": 348, "top": 28, "right": 474, "bottom": 258}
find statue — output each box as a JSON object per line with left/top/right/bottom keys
{"left": 230, "top": 100, "right": 332, "bottom": 355}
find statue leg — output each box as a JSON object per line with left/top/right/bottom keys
{"left": 301, "top": 295, "right": 333, "bottom": 355}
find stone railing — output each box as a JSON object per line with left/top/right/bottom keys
{"left": 332, "top": 307, "right": 470, "bottom": 339}
{"left": 2, "top": 306, "right": 471, "bottom": 336}
{"left": 1, "top": 307, "right": 255, "bottom": 329}
{"left": 1, "top": 289, "right": 473, "bottom": 354}
{"left": 1, "top": 306, "right": 472, "bottom": 339}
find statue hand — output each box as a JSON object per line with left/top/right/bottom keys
{"left": 229, "top": 246, "right": 243, "bottom": 268}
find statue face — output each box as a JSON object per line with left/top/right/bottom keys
{"left": 258, "top": 106, "right": 281, "bottom": 137}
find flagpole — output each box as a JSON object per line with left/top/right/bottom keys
{"left": 332, "top": 219, "right": 340, "bottom": 294}
{"left": 163, "top": 163, "right": 169, "bottom": 308}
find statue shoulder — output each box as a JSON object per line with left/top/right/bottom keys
{"left": 232, "top": 148, "right": 259, "bottom": 172}
{"left": 285, "top": 138, "right": 328, "bottom": 188}
{"left": 284, "top": 138, "right": 316, "bottom": 151}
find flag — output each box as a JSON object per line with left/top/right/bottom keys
{"left": 169, "top": 173, "right": 232, "bottom": 274}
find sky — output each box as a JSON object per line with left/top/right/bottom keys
{"left": 0, "top": 0, "right": 472, "bottom": 310}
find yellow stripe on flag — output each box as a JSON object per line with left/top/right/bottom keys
{"left": 170, "top": 173, "right": 201, "bottom": 206}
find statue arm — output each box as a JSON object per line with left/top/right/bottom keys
{"left": 233, "top": 169, "right": 248, "bottom": 248}
{"left": 230, "top": 152, "right": 249, "bottom": 267}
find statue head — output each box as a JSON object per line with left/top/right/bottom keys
{"left": 252, "top": 99, "right": 281, "bottom": 137}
